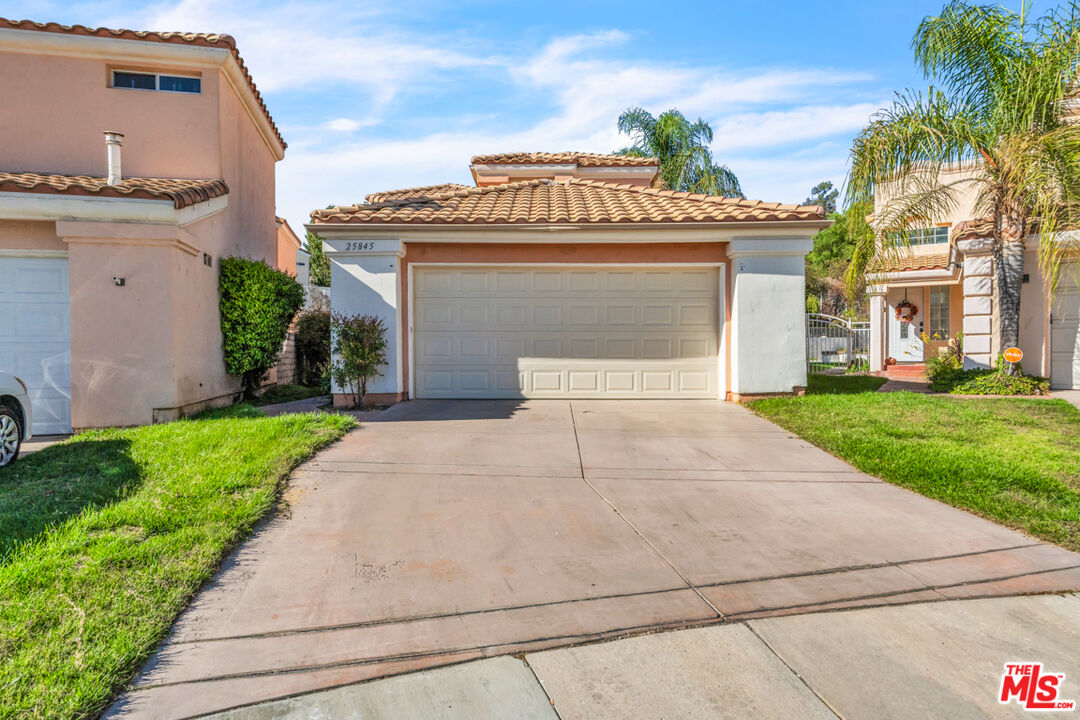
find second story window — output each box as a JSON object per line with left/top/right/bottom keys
{"left": 113, "top": 70, "right": 201, "bottom": 94}
{"left": 906, "top": 226, "right": 949, "bottom": 245}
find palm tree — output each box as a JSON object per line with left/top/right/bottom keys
{"left": 846, "top": 0, "right": 1080, "bottom": 373}
{"left": 616, "top": 107, "right": 744, "bottom": 197}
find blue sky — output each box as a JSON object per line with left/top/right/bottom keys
{"left": 7, "top": 0, "right": 1050, "bottom": 230}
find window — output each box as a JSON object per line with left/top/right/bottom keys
{"left": 112, "top": 70, "right": 201, "bottom": 94}
{"left": 907, "top": 226, "right": 949, "bottom": 245}
{"left": 928, "top": 287, "right": 950, "bottom": 339}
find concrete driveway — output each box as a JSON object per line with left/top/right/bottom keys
{"left": 107, "top": 400, "right": 1080, "bottom": 718}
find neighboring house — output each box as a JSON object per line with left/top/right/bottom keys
{"left": 306, "top": 153, "right": 829, "bottom": 405}
{"left": 0, "top": 19, "right": 286, "bottom": 432}
{"left": 866, "top": 166, "right": 1080, "bottom": 389}
{"left": 276, "top": 216, "right": 302, "bottom": 276}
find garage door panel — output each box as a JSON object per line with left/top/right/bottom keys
{"left": 417, "top": 332, "right": 716, "bottom": 363}
{"left": 415, "top": 299, "right": 717, "bottom": 333}
{"left": 0, "top": 256, "right": 72, "bottom": 434}
{"left": 415, "top": 268, "right": 717, "bottom": 299}
{"left": 1050, "top": 264, "right": 1079, "bottom": 389}
{"left": 414, "top": 265, "right": 721, "bottom": 399}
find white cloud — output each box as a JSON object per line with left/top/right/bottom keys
{"left": 323, "top": 117, "right": 377, "bottom": 132}
{"left": 114, "top": 0, "right": 499, "bottom": 109}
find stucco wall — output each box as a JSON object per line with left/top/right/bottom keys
{"left": 0, "top": 50, "right": 222, "bottom": 179}
{"left": 0, "top": 220, "right": 65, "bottom": 251}
{"left": 0, "top": 48, "right": 280, "bottom": 427}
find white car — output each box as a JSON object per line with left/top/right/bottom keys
{"left": 0, "top": 372, "right": 32, "bottom": 467}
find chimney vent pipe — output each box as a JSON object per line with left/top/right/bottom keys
{"left": 104, "top": 131, "right": 124, "bottom": 185}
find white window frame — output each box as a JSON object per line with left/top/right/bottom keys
{"left": 111, "top": 70, "right": 202, "bottom": 95}
{"left": 907, "top": 226, "right": 949, "bottom": 246}
{"left": 928, "top": 286, "right": 951, "bottom": 339}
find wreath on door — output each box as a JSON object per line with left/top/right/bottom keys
{"left": 894, "top": 300, "right": 919, "bottom": 324}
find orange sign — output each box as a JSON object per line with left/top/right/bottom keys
{"left": 1003, "top": 347, "right": 1024, "bottom": 363}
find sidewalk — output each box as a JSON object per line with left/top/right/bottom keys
{"left": 210, "top": 594, "right": 1080, "bottom": 719}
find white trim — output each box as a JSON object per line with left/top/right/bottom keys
{"left": 867, "top": 267, "right": 958, "bottom": 284}
{"left": 0, "top": 191, "right": 227, "bottom": 226}
{"left": 727, "top": 237, "right": 814, "bottom": 257}
{"left": 405, "top": 261, "right": 727, "bottom": 401}
{"left": 0, "top": 248, "right": 69, "bottom": 258}
{"left": 0, "top": 28, "right": 285, "bottom": 161}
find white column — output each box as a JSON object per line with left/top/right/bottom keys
{"left": 323, "top": 238, "right": 405, "bottom": 398}
{"left": 869, "top": 290, "right": 887, "bottom": 372}
{"left": 956, "top": 238, "right": 994, "bottom": 369}
{"left": 727, "top": 237, "right": 814, "bottom": 396}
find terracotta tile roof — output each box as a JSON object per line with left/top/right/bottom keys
{"left": 310, "top": 178, "right": 826, "bottom": 226}
{"left": 0, "top": 18, "right": 285, "bottom": 151}
{"left": 364, "top": 183, "right": 472, "bottom": 204}
{"left": 0, "top": 171, "right": 228, "bottom": 209}
{"left": 952, "top": 217, "right": 995, "bottom": 241}
{"left": 470, "top": 152, "right": 659, "bottom": 168}
{"left": 871, "top": 251, "right": 953, "bottom": 273}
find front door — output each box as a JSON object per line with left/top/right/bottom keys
{"left": 890, "top": 304, "right": 924, "bottom": 362}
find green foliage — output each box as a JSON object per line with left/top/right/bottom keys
{"left": 0, "top": 408, "right": 354, "bottom": 719}
{"left": 219, "top": 257, "right": 305, "bottom": 396}
{"left": 923, "top": 332, "right": 964, "bottom": 383}
{"left": 804, "top": 180, "right": 839, "bottom": 213}
{"left": 296, "top": 310, "right": 331, "bottom": 386}
{"left": 330, "top": 313, "right": 388, "bottom": 406}
{"left": 928, "top": 365, "right": 1049, "bottom": 395}
{"left": 304, "top": 232, "right": 331, "bottom": 287}
{"left": 805, "top": 294, "right": 821, "bottom": 313}
{"left": 845, "top": 1, "right": 1080, "bottom": 343}
{"left": 615, "top": 107, "right": 743, "bottom": 197}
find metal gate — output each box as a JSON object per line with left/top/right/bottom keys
{"left": 806, "top": 314, "right": 870, "bottom": 374}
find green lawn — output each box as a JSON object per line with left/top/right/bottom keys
{"left": 250, "top": 383, "right": 327, "bottom": 406}
{"left": 0, "top": 406, "right": 354, "bottom": 720}
{"left": 806, "top": 373, "right": 888, "bottom": 394}
{"left": 749, "top": 382, "right": 1080, "bottom": 552}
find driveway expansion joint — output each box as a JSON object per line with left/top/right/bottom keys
{"left": 568, "top": 401, "right": 725, "bottom": 619}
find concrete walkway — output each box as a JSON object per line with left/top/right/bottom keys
{"left": 105, "top": 400, "right": 1080, "bottom": 718}
{"left": 209, "top": 594, "right": 1080, "bottom": 719}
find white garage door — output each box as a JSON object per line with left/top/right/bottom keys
{"left": 0, "top": 256, "right": 72, "bottom": 434}
{"left": 1051, "top": 264, "right": 1080, "bottom": 389}
{"left": 413, "top": 266, "right": 721, "bottom": 398}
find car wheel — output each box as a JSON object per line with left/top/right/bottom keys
{"left": 0, "top": 406, "right": 21, "bottom": 468}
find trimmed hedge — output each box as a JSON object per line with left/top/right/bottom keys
{"left": 219, "top": 257, "right": 304, "bottom": 395}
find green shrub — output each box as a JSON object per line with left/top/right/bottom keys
{"left": 330, "top": 313, "right": 388, "bottom": 407}
{"left": 296, "top": 310, "right": 331, "bottom": 386}
{"left": 304, "top": 232, "right": 331, "bottom": 286}
{"left": 219, "top": 257, "right": 304, "bottom": 397}
{"left": 929, "top": 367, "right": 1049, "bottom": 395}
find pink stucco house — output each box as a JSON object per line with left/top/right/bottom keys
{"left": 308, "top": 153, "right": 830, "bottom": 406}
{"left": 866, "top": 164, "right": 1080, "bottom": 389}
{"left": 0, "top": 19, "right": 286, "bottom": 433}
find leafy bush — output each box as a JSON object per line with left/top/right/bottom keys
{"left": 929, "top": 367, "right": 1049, "bottom": 395}
{"left": 330, "top": 313, "right": 388, "bottom": 407}
{"left": 296, "top": 310, "right": 331, "bottom": 386}
{"left": 219, "top": 257, "right": 304, "bottom": 397}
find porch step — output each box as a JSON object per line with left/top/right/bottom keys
{"left": 879, "top": 364, "right": 927, "bottom": 380}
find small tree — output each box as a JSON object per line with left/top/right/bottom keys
{"left": 219, "top": 257, "right": 305, "bottom": 398}
{"left": 304, "top": 232, "right": 331, "bottom": 287}
{"left": 296, "top": 309, "right": 331, "bottom": 387}
{"left": 330, "top": 313, "right": 388, "bottom": 407}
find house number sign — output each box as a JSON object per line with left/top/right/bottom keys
{"left": 343, "top": 241, "right": 377, "bottom": 251}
